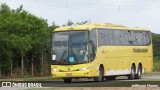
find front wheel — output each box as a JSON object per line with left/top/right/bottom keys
{"left": 63, "top": 78, "right": 72, "bottom": 83}
{"left": 94, "top": 67, "right": 104, "bottom": 82}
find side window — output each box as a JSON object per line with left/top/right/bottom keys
{"left": 106, "top": 29, "right": 123, "bottom": 45}
{"left": 90, "top": 29, "right": 97, "bottom": 48}
{"left": 96, "top": 29, "right": 151, "bottom": 46}
{"left": 98, "top": 29, "right": 105, "bottom": 46}
{"left": 90, "top": 29, "right": 97, "bottom": 61}
{"left": 135, "top": 31, "right": 143, "bottom": 46}
{"left": 128, "top": 30, "right": 137, "bottom": 45}
{"left": 146, "top": 31, "right": 151, "bottom": 45}
{"left": 134, "top": 30, "right": 151, "bottom": 46}
{"left": 113, "top": 30, "right": 121, "bottom": 45}
{"left": 132, "top": 31, "right": 138, "bottom": 45}
{"left": 142, "top": 31, "right": 147, "bottom": 45}
{"left": 106, "top": 29, "right": 113, "bottom": 45}
{"left": 142, "top": 31, "right": 151, "bottom": 45}
{"left": 121, "top": 30, "right": 130, "bottom": 45}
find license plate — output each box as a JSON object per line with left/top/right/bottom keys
{"left": 66, "top": 73, "right": 72, "bottom": 76}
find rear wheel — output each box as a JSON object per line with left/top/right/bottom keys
{"left": 63, "top": 78, "right": 72, "bottom": 83}
{"left": 94, "top": 67, "right": 104, "bottom": 82}
{"left": 128, "top": 65, "right": 136, "bottom": 80}
{"left": 135, "top": 65, "right": 142, "bottom": 79}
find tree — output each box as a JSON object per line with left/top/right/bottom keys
{"left": 0, "top": 3, "right": 92, "bottom": 78}
{"left": 152, "top": 33, "right": 160, "bottom": 59}
{"left": 0, "top": 3, "right": 49, "bottom": 77}
{"left": 63, "top": 20, "right": 90, "bottom": 26}
{"left": 0, "top": 3, "right": 13, "bottom": 77}
{"left": 49, "top": 21, "right": 59, "bottom": 31}
{"left": 76, "top": 20, "right": 90, "bottom": 25}
{"left": 63, "top": 19, "right": 74, "bottom": 26}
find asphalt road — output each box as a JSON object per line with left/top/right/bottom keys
{"left": 40, "top": 75, "right": 160, "bottom": 87}
{"left": 1, "top": 74, "right": 160, "bottom": 87}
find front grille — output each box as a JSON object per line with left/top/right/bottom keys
{"left": 59, "top": 69, "right": 79, "bottom": 72}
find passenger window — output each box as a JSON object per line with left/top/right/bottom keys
{"left": 98, "top": 29, "right": 104, "bottom": 46}
{"left": 97, "top": 29, "right": 151, "bottom": 46}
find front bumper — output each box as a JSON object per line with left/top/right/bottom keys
{"left": 51, "top": 70, "right": 90, "bottom": 78}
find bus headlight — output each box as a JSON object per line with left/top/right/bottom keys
{"left": 52, "top": 68, "right": 59, "bottom": 72}
{"left": 79, "top": 67, "right": 88, "bottom": 71}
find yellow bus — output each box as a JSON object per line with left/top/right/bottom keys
{"left": 51, "top": 23, "right": 153, "bottom": 83}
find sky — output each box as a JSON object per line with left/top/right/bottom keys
{"left": 0, "top": 0, "right": 160, "bottom": 33}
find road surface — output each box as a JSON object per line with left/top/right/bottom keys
{"left": 39, "top": 75, "right": 160, "bottom": 87}
{"left": 1, "top": 73, "right": 160, "bottom": 87}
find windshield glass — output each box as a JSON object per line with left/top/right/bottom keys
{"left": 52, "top": 31, "right": 89, "bottom": 65}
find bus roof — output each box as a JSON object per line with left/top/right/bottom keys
{"left": 54, "top": 23, "right": 149, "bottom": 32}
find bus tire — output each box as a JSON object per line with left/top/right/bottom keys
{"left": 63, "top": 78, "right": 72, "bottom": 83}
{"left": 128, "top": 65, "right": 135, "bottom": 80}
{"left": 135, "top": 65, "right": 142, "bottom": 79}
{"left": 94, "top": 67, "right": 104, "bottom": 82}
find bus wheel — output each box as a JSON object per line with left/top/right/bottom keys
{"left": 128, "top": 65, "right": 135, "bottom": 80}
{"left": 94, "top": 67, "right": 104, "bottom": 82}
{"left": 63, "top": 78, "right": 72, "bottom": 83}
{"left": 135, "top": 65, "right": 142, "bottom": 79}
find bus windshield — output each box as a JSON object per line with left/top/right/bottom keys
{"left": 52, "top": 31, "right": 89, "bottom": 65}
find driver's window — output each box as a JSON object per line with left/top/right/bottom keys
{"left": 90, "top": 29, "right": 97, "bottom": 61}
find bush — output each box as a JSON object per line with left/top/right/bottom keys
{"left": 153, "top": 57, "right": 160, "bottom": 71}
